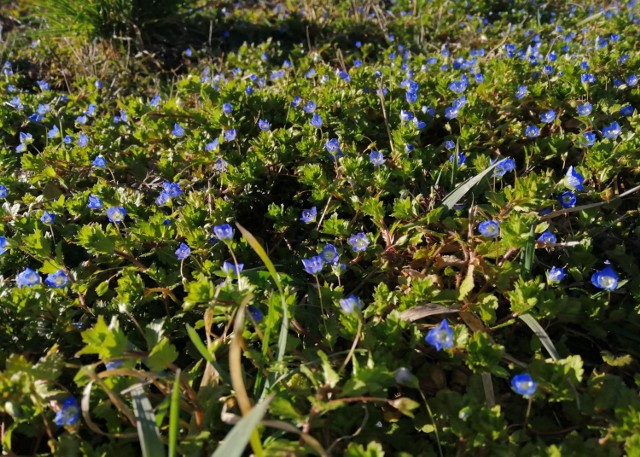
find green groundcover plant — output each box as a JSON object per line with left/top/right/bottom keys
{"left": 1, "top": 0, "right": 640, "bottom": 455}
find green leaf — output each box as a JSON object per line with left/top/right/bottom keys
{"left": 77, "top": 316, "right": 129, "bottom": 360}
{"left": 145, "top": 338, "right": 178, "bottom": 372}
{"left": 130, "top": 385, "right": 166, "bottom": 457}
{"left": 22, "top": 228, "right": 52, "bottom": 259}
{"left": 211, "top": 395, "right": 274, "bottom": 457}
{"left": 77, "top": 223, "right": 117, "bottom": 255}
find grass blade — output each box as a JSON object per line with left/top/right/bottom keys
{"left": 440, "top": 158, "right": 508, "bottom": 210}
{"left": 518, "top": 313, "right": 559, "bottom": 360}
{"left": 130, "top": 385, "right": 166, "bottom": 457}
{"left": 211, "top": 395, "right": 274, "bottom": 457}
{"left": 521, "top": 226, "right": 535, "bottom": 279}
{"left": 186, "top": 324, "right": 230, "bottom": 383}
{"left": 168, "top": 370, "right": 181, "bottom": 457}
{"left": 398, "top": 304, "right": 459, "bottom": 322}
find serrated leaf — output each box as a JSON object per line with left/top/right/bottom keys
{"left": 145, "top": 338, "right": 178, "bottom": 372}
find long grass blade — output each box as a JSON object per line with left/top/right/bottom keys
{"left": 168, "top": 370, "right": 181, "bottom": 457}
{"left": 186, "top": 324, "right": 230, "bottom": 383}
{"left": 130, "top": 384, "right": 166, "bottom": 457}
{"left": 440, "top": 158, "right": 508, "bottom": 210}
{"left": 211, "top": 395, "right": 274, "bottom": 457}
{"left": 518, "top": 313, "right": 559, "bottom": 360}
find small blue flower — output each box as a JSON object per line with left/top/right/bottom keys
{"left": 172, "top": 123, "right": 185, "bottom": 138}
{"left": 149, "top": 95, "right": 161, "bottom": 107}
{"left": 92, "top": 156, "right": 106, "bottom": 168}
{"left": 175, "top": 242, "right": 191, "bottom": 260}
{"left": 478, "top": 220, "right": 499, "bottom": 237}
{"left": 185, "top": 47, "right": 193, "bottom": 57}
{"left": 205, "top": 139, "right": 219, "bottom": 151}
{"left": 444, "top": 105, "right": 459, "bottom": 119}
{"left": 213, "top": 223, "right": 234, "bottom": 240}
{"left": 0, "top": 185, "right": 8, "bottom": 198}
{"left": 602, "top": 121, "right": 621, "bottom": 140}
{"left": 45, "top": 269, "right": 68, "bottom": 288}
{"left": 222, "top": 103, "right": 233, "bottom": 114}
{"left": 303, "top": 100, "right": 317, "bottom": 113}
{"left": 16, "top": 267, "right": 40, "bottom": 288}
{"left": 106, "top": 206, "right": 127, "bottom": 223}
{"left": 248, "top": 305, "right": 264, "bottom": 322}
{"left": 155, "top": 192, "right": 170, "bottom": 206}
{"left": 63, "top": 135, "right": 74, "bottom": 145}
{"left": 627, "top": 74, "right": 638, "bottom": 87}
{"left": 320, "top": 244, "right": 340, "bottom": 264}
{"left": 258, "top": 119, "right": 271, "bottom": 131}
{"left": 37, "top": 80, "right": 50, "bottom": 91}
{"left": 105, "top": 360, "right": 124, "bottom": 370}
{"left": 400, "top": 110, "right": 414, "bottom": 122}
{"left": 547, "top": 267, "right": 567, "bottom": 283}
{"left": 310, "top": 113, "right": 323, "bottom": 128}
{"left": 87, "top": 195, "right": 103, "bottom": 209}
{"left": 291, "top": 96, "right": 302, "bottom": 108}
{"left": 591, "top": 263, "right": 618, "bottom": 291}
{"left": 222, "top": 261, "right": 244, "bottom": 275}
{"left": 405, "top": 144, "right": 414, "bottom": 153}
{"left": 214, "top": 158, "right": 227, "bottom": 173}
{"left": 0, "top": 236, "right": 7, "bottom": 255}
{"left": 224, "top": 128, "right": 237, "bottom": 142}
{"left": 558, "top": 191, "right": 577, "bottom": 208}
{"left": 424, "top": 319, "right": 454, "bottom": 351}
{"left": 577, "top": 102, "right": 592, "bottom": 116}
{"left": 620, "top": 105, "right": 635, "bottom": 117}
{"left": 41, "top": 211, "right": 55, "bottom": 224}
{"left": 493, "top": 158, "right": 516, "bottom": 177}
{"left": 581, "top": 73, "right": 596, "bottom": 84}
{"left": 339, "top": 294, "right": 362, "bottom": 313}
{"left": 444, "top": 140, "right": 455, "bottom": 150}
{"left": 163, "top": 182, "right": 182, "bottom": 198}
{"left": 348, "top": 232, "right": 370, "bottom": 252}
{"left": 302, "top": 256, "right": 324, "bottom": 275}
{"left": 54, "top": 397, "right": 80, "bottom": 426}
{"left": 515, "top": 85, "right": 527, "bottom": 99}
{"left": 449, "top": 152, "right": 466, "bottom": 165}
{"left": 540, "top": 109, "right": 556, "bottom": 123}
{"left": 580, "top": 132, "right": 596, "bottom": 147}
{"left": 537, "top": 230, "right": 557, "bottom": 243}
{"left": 325, "top": 138, "right": 340, "bottom": 154}
{"left": 369, "top": 150, "right": 385, "bottom": 166}
{"left": 301, "top": 207, "right": 317, "bottom": 223}
{"left": 511, "top": 373, "right": 537, "bottom": 396}
{"left": 525, "top": 125, "right": 540, "bottom": 138}
{"left": 77, "top": 133, "right": 89, "bottom": 147}
{"left": 47, "top": 125, "right": 60, "bottom": 139}
{"left": 565, "top": 166, "right": 585, "bottom": 191}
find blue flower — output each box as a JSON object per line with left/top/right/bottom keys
{"left": 214, "top": 158, "right": 227, "bottom": 173}
{"left": 581, "top": 73, "right": 596, "bottom": 84}
{"left": 591, "top": 263, "right": 618, "bottom": 291}
{"left": 369, "top": 150, "right": 385, "bottom": 166}
{"left": 627, "top": 74, "right": 638, "bottom": 87}
{"left": 405, "top": 144, "right": 414, "bottom": 153}
{"left": 213, "top": 223, "right": 234, "bottom": 240}
{"left": 291, "top": 96, "right": 302, "bottom": 108}
{"left": 155, "top": 192, "right": 170, "bottom": 206}
{"left": 47, "top": 125, "right": 60, "bottom": 139}
{"left": 303, "top": 100, "right": 317, "bottom": 113}
{"left": 565, "top": 166, "right": 584, "bottom": 191}
{"left": 87, "top": 195, "right": 103, "bottom": 209}
{"left": 175, "top": 242, "right": 191, "bottom": 260}
{"left": 149, "top": 95, "right": 161, "bottom": 107}
{"left": 248, "top": 305, "right": 264, "bottom": 322}
{"left": 163, "top": 182, "right": 182, "bottom": 198}
{"left": 301, "top": 207, "right": 317, "bottom": 223}
{"left": 515, "top": 85, "right": 527, "bottom": 99}
{"left": 400, "top": 110, "right": 414, "bottom": 122}
{"left": 310, "top": 113, "right": 323, "bottom": 128}
{"left": 424, "top": 319, "right": 454, "bottom": 351}
{"left": 222, "top": 103, "right": 233, "bottom": 114}
{"left": 602, "top": 121, "right": 621, "bottom": 140}
{"left": 444, "top": 140, "right": 455, "bottom": 150}
{"left": 45, "top": 269, "right": 69, "bottom": 288}
{"left": 0, "top": 236, "right": 7, "bottom": 255}
{"left": 77, "top": 133, "right": 89, "bottom": 147}
{"left": 511, "top": 374, "right": 537, "bottom": 396}
{"left": 76, "top": 115, "right": 88, "bottom": 125}
{"left": 320, "top": 244, "right": 340, "bottom": 264}
{"left": 525, "top": 125, "right": 540, "bottom": 138}
{"left": 0, "top": 185, "right": 8, "bottom": 198}
{"left": 325, "top": 138, "right": 340, "bottom": 154}
{"left": 577, "top": 102, "right": 592, "bottom": 116}
{"left": 205, "top": 139, "right": 219, "bottom": 151}
{"left": 54, "top": 397, "right": 80, "bottom": 427}
{"left": 478, "top": 220, "right": 499, "bottom": 237}
{"left": 222, "top": 261, "right": 244, "bottom": 275}
{"left": 92, "top": 156, "right": 106, "bottom": 168}
{"left": 580, "top": 132, "right": 596, "bottom": 147}
{"left": 302, "top": 256, "right": 324, "bottom": 275}
{"left": 449, "top": 152, "right": 466, "bottom": 165}
{"left": 348, "top": 232, "right": 370, "bottom": 252}
{"left": 16, "top": 267, "right": 40, "bottom": 288}
{"left": 63, "top": 135, "right": 74, "bottom": 144}
{"left": 445, "top": 106, "right": 459, "bottom": 119}
{"left": 172, "top": 123, "right": 185, "bottom": 137}
{"left": 540, "top": 109, "right": 556, "bottom": 123}
{"left": 339, "top": 294, "right": 362, "bottom": 313}
{"left": 537, "top": 230, "right": 557, "bottom": 243}
{"left": 40, "top": 211, "right": 55, "bottom": 224}
{"left": 258, "top": 119, "right": 271, "bottom": 131}
{"left": 547, "top": 267, "right": 567, "bottom": 283}
{"left": 493, "top": 158, "right": 516, "bottom": 177}
{"left": 620, "top": 105, "right": 635, "bottom": 117}
{"left": 224, "top": 128, "right": 237, "bottom": 141}
{"left": 559, "top": 191, "right": 577, "bottom": 208}
{"left": 37, "top": 80, "right": 50, "bottom": 91}
{"left": 106, "top": 206, "right": 127, "bottom": 223}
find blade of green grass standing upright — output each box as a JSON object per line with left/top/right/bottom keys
{"left": 440, "top": 159, "right": 508, "bottom": 210}
{"left": 521, "top": 226, "right": 535, "bottom": 279}
{"left": 211, "top": 395, "right": 274, "bottom": 457}
{"left": 130, "top": 385, "right": 166, "bottom": 457}
{"left": 519, "top": 314, "right": 560, "bottom": 360}
{"left": 236, "top": 224, "right": 289, "bottom": 393}
{"left": 168, "top": 370, "right": 181, "bottom": 457}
